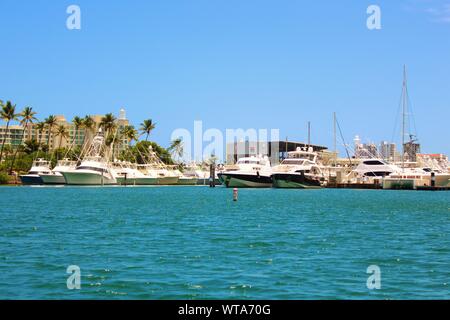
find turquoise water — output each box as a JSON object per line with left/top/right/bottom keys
{"left": 0, "top": 186, "right": 449, "bottom": 299}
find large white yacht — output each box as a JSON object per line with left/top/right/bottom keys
{"left": 271, "top": 147, "right": 324, "bottom": 188}
{"left": 19, "top": 158, "right": 52, "bottom": 185}
{"left": 40, "top": 158, "right": 77, "bottom": 185}
{"left": 350, "top": 159, "right": 398, "bottom": 179}
{"left": 382, "top": 167, "right": 450, "bottom": 189}
{"left": 218, "top": 155, "right": 272, "bottom": 188}
{"left": 62, "top": 131, "right": 117, "bottom": 185}
{"left": 112, "top": 161, "right": 145, "bottom": 185}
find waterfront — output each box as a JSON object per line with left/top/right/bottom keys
{"left": 0, "top": 186, "right": 449, "bottom": 299}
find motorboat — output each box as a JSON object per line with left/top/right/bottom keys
{"left": 19, "top": 158, "right": 52, "bottom": 185}
{"left": 271, "top": 147, "right": 324, "bottom": 188}
{"left": 39, "top": 158, "right": 77, "bottom": 184}
{"left": 62, "top": 131, "right": 116, "bottom": 185}
{"left": 218, "top": 155, "right": 272, "bottom": 188}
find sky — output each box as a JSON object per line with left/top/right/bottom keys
{"left": 0, "top": 0, "right": 449, "bottom": 159}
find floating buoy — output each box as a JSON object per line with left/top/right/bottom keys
{"left": 233, "top": 188, "right": 238, "bottom": 201}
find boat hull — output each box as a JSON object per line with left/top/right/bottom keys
{"left": 40, "top": 173, "right": 66, "bottom": 185}
{"left": 272, "top": 173, "right": 322, "bottom": 189}
{"left": 177, "top": 178, "right": 198, "bottom": 185}
{"left": 19, "top": 174, "right": 43, "bottom": 185}
{"left": 218, "top": 173, "right": 272, "bottom": 188}
{"left": 117, "top": 177, "right": 158, "bottom": 185}
{"left": 62, "top": 172, "right": 116, "bottom": 185}
{"left": 382, "top": 178, "right": 415, "bottom": 190}
{"left": 116, "top": 176, "right": 179, "bottom": 185}
{"left": 157, "top": 176, "right": 179, "bottom": 185}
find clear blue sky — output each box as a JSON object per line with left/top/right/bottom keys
{"left": 1, "top": 0, "right": 449, "bottom": 158}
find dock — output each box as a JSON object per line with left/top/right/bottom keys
{"left": 416, "top": 186, "right": 449, "bottom": 191}
{"left": 325, "top": 183, "right": 382, "bottom": 189}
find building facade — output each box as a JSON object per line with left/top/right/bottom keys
{"left": 0, "top": 109, "right": 130, "bottom": 152}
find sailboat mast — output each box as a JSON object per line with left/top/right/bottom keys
{"left": 333, "top": 112, "right": 337, "bottom": 167}
{"left": 401, "top": 65, "right": 407, "bottom": 170}
{"left": 307, "top": 121, "right": 311, "bottom": 147}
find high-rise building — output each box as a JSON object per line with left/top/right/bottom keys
{"left": 380, "top": 141, "right": 398, "bottom": 162}
{"left": 403, "top": 142, "right": 421, "bottom": 162}
{"left": 353, "top": 135, "right": 378, "bottom": 159}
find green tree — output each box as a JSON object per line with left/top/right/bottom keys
{"left": 82, "top": 115, "right": 95, "bottom": 146}
{"left": 44, "top": 115, "right": 57, "bottom": 149}
{"left": 54, "top": 124, "right": 69, "bottom": 149}
{"left": 35, "top": 122, "right": 46, "bottom": 146}
{"left": 139, "top": 119, "right": 156, "bottom": 141}
{"left": 100, "top": 113, "right": 117, "bottom": 136}
{"left": 168, "top": 138, "right": 184, "bottom": 163}
{"left": 23, "top": 139, "right": 40, "bottom": 154}
{"left": 9, "top": 106, "right": 37, "bottom": 173}
{"left": 121, "top": 125, "right": 138, "bottom": 145}
{"left": 71, "top": 116, "right": 84, "bottom": 148}
{"left": 0, "top": 101, "right": 18, "bottom": 164}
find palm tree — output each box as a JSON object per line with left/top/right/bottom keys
{"left": 0, "top": 101, "right": 18, "bottom": 163}
{"left": 35, "top": 122, "right": 46, "bottom": 146}
{"left": 100, "top": 113, "right": 117, "bottom": 135}
{"left": 139, "top": 119, "right": 156, "bottom": 141}
{"left": 82, "top": 115, "right": 95, "bottom": 146}
{"left": 55, "top": 125, "right": 69, "bottom": 149}
{"left": 44, "top": 115, "right": 57, "bottom": 149}
{"left": 9, "top": 107, "right": 37, "bottom": 173}
{"left": 71, "top": 116, "right": 83, "bottom": 148}
{"left": 169, "top": 138, "right": 184, "bottom": 162}
{"left": 121, "top": 125, "right": 138, "bottom": 145}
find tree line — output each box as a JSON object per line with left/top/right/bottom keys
{"left": 0, "top": 99, "right": 182, "bottom": 176}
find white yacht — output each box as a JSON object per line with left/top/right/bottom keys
{"left": 40, "top": 158, "right": 77, "bottom": 185}
{"left": 271, "top": 147, "right": 324, "bottom": 188}
{"left": 183, "top": 163, "right": 210, "bottom": 185}
{"left": 112, "top": 161, "right": 144, "bottom": 185}
{"left": 350, "top": 159, "right": 398, "bottom": 179}
{"left": 172, "top": 167, "right": 198, "bottom": 185}
{"left": 62, "top": 132, "right": 117, "bottom": 185}
{"left": 218, "top": 155, "right": 272, "bottom": 188}
{"left": 383, "top": 167, "right": 450, "bottom": 190}
{"left": 19, "top": 158, "right": 52, "bottom": 185}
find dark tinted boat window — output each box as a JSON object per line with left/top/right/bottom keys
{"left": 363, "top": 160, "right": 384, "bottom": 165}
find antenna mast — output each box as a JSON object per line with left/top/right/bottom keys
{"left": 333, "top": 112, "right": 337, "bottom": 167}
{"left": 401, "top": 65, "right": 407, "bottom": 170}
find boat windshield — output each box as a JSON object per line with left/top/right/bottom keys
{"left": 76, "top": 166, "right": 108, "bottom": 173}
{"left": 237, "top": 159, "right": 261, "bottom": 165}
{"left": 281, "top": 159, "right": 305, "bottom": 165}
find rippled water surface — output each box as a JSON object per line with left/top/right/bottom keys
{"left": 0, "top": 186, "right": 449, "bottom": 299}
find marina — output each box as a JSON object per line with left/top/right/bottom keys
{"left": 1, "top": 0, "right": 450, "bottom": 304}
{"left": 4, "top": 67, "right": 447, "bottom": 191}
